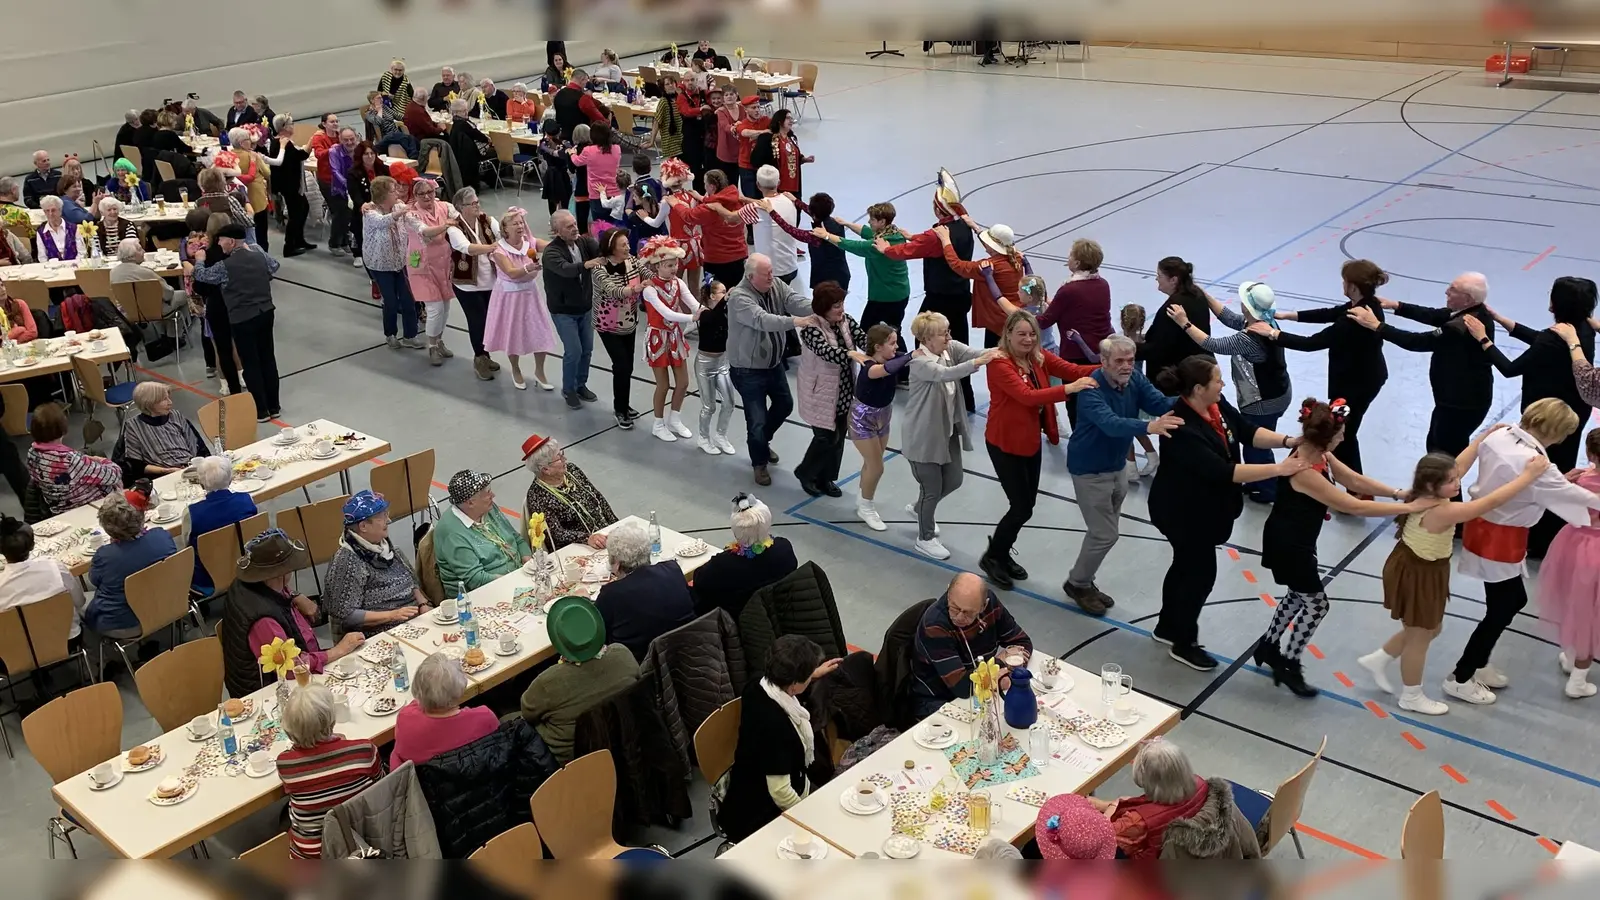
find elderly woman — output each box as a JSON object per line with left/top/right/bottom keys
{"left": 376, "top": 57, "right": 415, "bottom": 110}
{"left": 85, "top": 493, "right": 178, "bottom": 641}
{"left": 505, "top": 83, "right": 540, "bottom": 124}
{"left": 362, "top": 90, "right": 419, "bottom": 159}
{"left": 184, "top": 455, "right": 258, "bottom": 593}
{"left": 250, "top": 95, "right": 275, "bottom": 126}
{"left": 325, "top": 490, "right": 430, "bottom": 637}
{"left": 1088, "top": 739, "right": 1261, "bottom": 859}
{"left": 225, "top": 128, "right": 273, "bottom": 252}
{"left": 905, "top": 311, "right": 1000, "bottom": 560}
{"left": 446, "top": 98, "right": 492, "bottom": 192}
{"left": 116, "top": 382, "right": 210, "bottom": 477}
{"left": 262, "top": 114, "right": 314, "bottom": 256}
{"left": 795, "top": 282, "right": 865, "bottom": 499}
{"left": 521, "top": 433, "right": 617, "bottom": 551}
{"left": 593, "top": 521, "right": 697, "bottom": 662}
{"left": 276, "top": 685, "right": 382, "bottom": 858}
{"left": 446, "top": 187, "right": 503, "bottom": 379}
{"left": 719, "top": 634, "right": 839, "bottom": 842}
{"left": 94, "top": 196, "right": 138, "bottom": 256}
{"left": 404, "top": 176, "right": 461, "bottom": 362}
{"left": 691, "top": 494, "right": 798, "bottom": 618}
{"left": 34, "top": 196, "right": 86, "bottom": 261}
{"left": 391, "top": 652, "right": 498, "bottom": 768}
{"left": 433, "top": 469, "right": 532, "bottom": 591}
{"left": 195, "top": 167, "right": 253, "bottom": 234}
{"left": 361, "top": 175, "right": 422, "bottom": 350}
{"left": 26, "top": 403, "right": 120, "bottom": 516}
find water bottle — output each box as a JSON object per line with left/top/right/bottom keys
{"left": 212, "top": 435, "right": 225, "bottom": 457}
{"left": 217, "top": 703, "right": 237, "bottom": 757}
{"left": 390, "top": 647, "right": 409, "bottom": 691}
{"left": 463, "top": 605, "right": 479, "bottom": 650}
{"left": 649, "top": 511, "right": 662, "bottom": 560}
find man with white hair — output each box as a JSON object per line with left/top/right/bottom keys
{"left": 427, "top": 66, "right": 457, "bottom": 111}
{"left": 23, "top": 151, "right": 59, "bottom": 209}
{"left": 726, "top": 253, "right": 818, "bottom": 486}
{"left": 0, "top": 176, "right": 34, "bottom": 242}
{"left": 109, "top": 237, "right": 180, "bottom": 313}
{"left": 477, "top": 79, "right": 509, "bottom": 119}
{"left": 225, "top": 90, "right": 258, "bottom": 130}
{"left": 182, "top": 96, "right": 224, "bottom": 137}
{"left": 1349, "top": 272, "right": 1497, "bottom": 461}
{"left": 746, "top": 165, "right": 800, "bottom": 283}
{"left": 1062, "top": 335, "right": 1183, "bottom": 615}
{"left": 592, "top": 520, "right": 696, "bottom": 661}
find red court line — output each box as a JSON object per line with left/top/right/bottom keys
{"left": 1242, "top": 570, "right": 1257, "bottom": 584}
{"left": 1226, "top": 548, "right": 1241, "bottom": 561}
{"left": 1524, "top": 245, "right": 1557, "bottom": 270}
{"left": 1537, "top": 837, "right": 1560, "bottom": 855}
{"left": 1401, "top": 731, "right": 1426, "bottom": 751}
{"left": 1363, "top": 701, "right": 1388, "bottom": 719}
{"left": 1486, "top": 800, "right": 1517, "bottom": 821}
{"left": 1307, "top": 644, "right": 1325, "bottom": 660}
{"left": 131, "top": 365, "right": 290, "bottom": 428}
{"left": 1334, "top": 671, "right": 1355, "bottom": 688}
{"left": 1294, "top": 823, "right": 1386, "bottom": 860}
{"left": 1261, "top": 595, "right": 1278, "bottom": 608}
{"left": 1441, "top": 764, "right": 1468, "bottom": 784}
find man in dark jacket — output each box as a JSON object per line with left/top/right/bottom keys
{"left": 191, "top": 224, "right": 282, "bottom": 420}
{"left": 551, "top": 71, "right": 610, "bottom": 139}
{"left": 477, "top": 79, "right": 510, "bottom": 119}
{"left": 592, "top": 521, "right": 695, "bottom": 662}
{"left": 225, "top": 91, "right": 259, "bottom": 130}
{"left": 445, "top": 99, "right": 491, "bottom": 191}
{"left": 909, "top": 573, "right": 1032, "bottom": 718}
{"left": 541, "top": 210, "right": 602, "bottom": 408}
{"left": 426, "top": 66, "right": 457, "bottom": 111}
{"left": 22, "top": 151, "right": 60, "bottom": 208}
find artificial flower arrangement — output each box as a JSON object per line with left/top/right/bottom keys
{"left": 970, "top": 657, "right": 1003, "bottom": 704}
{"left": 527, "top": 511, "right": 549, "bottom": 550}
{"left": 258, "top": 637, "right": 302, "bottom": 678}
{"left": 79, "top": 220, "right": 100, "bottom": 261}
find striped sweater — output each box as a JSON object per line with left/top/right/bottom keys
{"left": 910, "top": 591, "right": 1031, "bottom": 708}
{"left": 25, "top": 442, "right": 120, "bottom": 516}
{"left": 276, "top": 737, "right": 382, "bottom": 858}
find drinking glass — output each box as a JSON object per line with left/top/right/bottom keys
{"left": 1028, "top": 723, "right": 1052, "bottom": 763}
{"left": 1100, "top": 664, "right": 1124, "bottom": 705}
{"left": 968, "top": 790, "right": 992, "bottom": 835}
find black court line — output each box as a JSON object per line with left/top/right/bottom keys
{"left": 1400, "top": 76, "right": 1600, "bottom": 192}
{"left": 277, "top": 341, "right": 389, "bottom": 379}
{"left": 1211, "top": 161, "right": 1600, "bottom": 210}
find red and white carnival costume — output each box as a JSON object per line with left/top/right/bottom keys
{"left": 659, "top": 159, "right": 703, "bottom": 271}
{"left": 639, "top": 236, "right": 700, "bottom": 369}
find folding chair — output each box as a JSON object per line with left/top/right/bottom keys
{"left": 22, "top": 682, "right": 122, "bottom": 857}
{"left": 1228, "top": 735, "right": 1326, "bottom": 857}
{"left": 196, "top": 392, "right": 259, "bottom": 451}
{"left": 7, "top": 279, "right": 52, "bottom": 313}
{"left": 133, "top": 636, "right": 224, "bottom": 732}
{"left": 786, "top": 64, "right": 820, "bottom": 120}
{"left": 488, "top": 131, "right": 535, "bottom": 195}
{"left": 276, "top": 494, "right": 349, "bottom": 595}
{"left": 101, "top": 547, "right": 198, "bottom": 675}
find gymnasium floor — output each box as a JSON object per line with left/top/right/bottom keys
{"left": 2, "top": 41, "right": 1598, "bottom": 866}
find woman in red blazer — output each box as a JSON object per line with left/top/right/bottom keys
{"left": 982, "top": 309, "right": 1099, "bottom": 589}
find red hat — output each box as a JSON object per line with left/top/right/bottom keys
{"left": 740, "top": 96, "right": 762, "bottom": 106}
{"left": 521, "top": 434, "right": 550, "bottom": 460}
{"left": 122, "top": 488, "right": 151, "bottom": 512}
{"left": 1036, "top": 794, "right": 1117, "bottom": 859}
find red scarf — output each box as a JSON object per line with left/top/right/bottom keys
{"left": 1204, "top": 403, "right": 1227, "bottom": 442}
{"left": 1113, "top": 775, "right": 1210, "bottom": 859}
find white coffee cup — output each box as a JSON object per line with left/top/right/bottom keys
{"left": 439, "top": 598, "right": 458, "bottom": 620}
{"left": 187, "top": 714, "right": 214, "bottom": 737}
{"left": 1112, "top": 699, "right": 1139, "bottom": 725}
{"left": 247, "top": 750, "right": 274, "bottom": 775}
{"left": 499, "top": 633, "right": 518, "bottom": 654}
{"left": 157, "top": 502, "right": 178, "bottom": 520}
{"left": 926, "top": 716, "right": 952, "bottom": 739}
{"left": 331, "top": 694, "right": 351, "bottom": 723}
{"left": 85, "top": 532, "right": 106, "bottom": 549}
{"left": 790, "top": 831, "right": 815, "bottom": 857}
{"left": 63, "top": 331, "right": 77, "bottom": 340}
{"left": 279, "top": 426, "right": 295, "bottom": 441}
{"left": 89, "top": 340, "right": 108, "bottom": 352}
{"left": 312, "top": 438, "right": 334, "bottom": 455}
{"left": 90, "top": 762, "right": 116, "bottom": 785}
{"left": 854, "top": 780, "right": 882, "bottom": 809}
{"left": 1038, "top": 673, "right": 1057, "bottom": 691}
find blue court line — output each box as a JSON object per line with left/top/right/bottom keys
{"left": 782, "top": 451, "right": 901, "bottom": 517}
{"left": 1214, "top": 94, "right": 1566, "bottom": 284}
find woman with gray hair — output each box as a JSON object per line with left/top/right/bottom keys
{"left": 34, "top": 195, "right": 86, "bottom": 261}
{"left": 445, "top": 186, "right": 502, "bottom": 379}
{"left": 324, "top": 490, "right": 430, "bottom": 637}
{"left": 276, "top": 684, "right": 382, "bottom": 858}
{"left": 446, "top": 97, "right": 492, "bottom": 194}
{"left": 93, "top": 196, "right": 137, "bottom": 256}
{"left": 1087, "top": 738, "right": 1262, "bottom": 859}
{"left": 262, "top": 114, "right": 314, "bottom": 255}
{"left": 691, "top": 493, "right": 799, "bottom": 617}
{"left": 390, "top": 652, "right": 498, "bottom": 767}
{"left": 85, "top": 493, "right": 178, "bottom": 641}
{"left": 593, "top": 520, "right": 697, "bottom": 661}
{"left": 521, "top": 433, "right": 616, "bottom": 551}
{"left": 116, "top": 381, "right": 210, "bottom": 476}
{"left": 184, "top": 454, "right": 258, "bottom": 593}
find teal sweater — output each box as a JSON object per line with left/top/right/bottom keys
{"left": 432, "top": 505, "right": 534, "bottom": 592}
{"left": 839, "top": 224, "right": 910, "bottom": 302}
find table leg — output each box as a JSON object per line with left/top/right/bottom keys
{"left": 339, "top": 469, "right": 350, "bottom": 494}
{"left": 1498, "top": 40, "right": 1514, "bottom": 87}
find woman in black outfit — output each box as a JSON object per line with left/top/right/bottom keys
{"left": 1471, "top": 275, "right": 1599, "bottom": 557}
{"left": 194, "top": 213, "right": 243, "bottom": 396}
{"left": 1148, "top": 356, "right": 1305, "bottom": 671}
{"left": 1256, "top": 398, "right": 1425, "bottom": 697}
{"left": 1142, "top": 256, "right": 1213, "bottom": 378}
{"left": 264, "top": 117, "right": 313, "bottom": 255}
{"left": 537, "top": 121, "right": 574, "bottom": 217}
{"left": 345, "top": 142, "right": 389, "bottom": 263}
{"left": 718, "top": 635, "right": 839, "bottom": 842}
{"left": 1268, "top": 259, "right": 1389, "bottom": 475}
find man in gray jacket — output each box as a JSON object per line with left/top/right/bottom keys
{"left": 192, "top": 224, "right": 281, "bottom": 421}
{"left": 541, "top": 211, "right": 602, "bottom": 409}
{"left": 726, "top": 254, "right": 816, "bottom": 486}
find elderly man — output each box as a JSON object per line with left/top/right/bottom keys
{"left": 1063, "top": 336, "right": 1183, "bottom": 615}
{"left": 23, "top": 151, "right": 60, "bottom": 209}
{"left": 0, "top": 176, "right": 35, "bottom": 243}
{"left": 593, "top": 521, "right": 697, "bottom": 662}
{"left": 114, "top": 110, "right": 143, "bottom": 158}
{"left": 427, "top": 66, "right": 457, "bottom": 111}
{"left": 541, "top": 211, "right": 602, "bottom": 409}
{"left": 432, "top": 469, "right": 533, "bottom": 592}
{"left": 477, "top": 79, "right": 510, "bottom": 119}
{"left": 34, "top": 196, "right": 85, "bottom": 261}
{"left": 727, "top": 253, "right": 817, "bottom": 486}
{"left": 910, "top": 572, "right": 1033, "bottom": 719}
{"left": 520, "top": 596, "right": 640, "bottom": 763}
{"left": 183, "top": 97, "right": 224, "bottom": 137}
{"left": 550, "top": 69, "right": 610, "bottom": 139}
{"left": 185, "top": 455, "right": 259, "bottom": 593}
{"left": 110, "top": 238, "right": 183, "bottom": 315}
{"left": 191, "top": 224, "right": 282, "bottom": 420}
{"left": 745, "top": 165, "right": 801, "bottom": 283}
{"left": 225, "top": 90, "right": 258, "bottom": 130}
{"left": 328, "top": 127, "right": 361, "bottom": 259}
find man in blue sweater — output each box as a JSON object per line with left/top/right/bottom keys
{"left": 1065, "top": 335, "right": 1182, "bottom": 615}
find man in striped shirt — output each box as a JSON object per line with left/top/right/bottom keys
{"left": 277, "top": 685, "right": 382, "bottom": 858}
{"left": 910, "top": 572, "right": 1032, "bottom": 719}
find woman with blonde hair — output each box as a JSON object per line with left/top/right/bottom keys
{"left": 361, "top": 175, "right": 423, "bottom": 350}
{"left": 116, "top": 382, "right": 210, "bottom": 477}
{"left": 483, "top": 207, "right": 557, "bottom": 390}
{"left": 403, "top": 177, "right": 461, "bottom": 364}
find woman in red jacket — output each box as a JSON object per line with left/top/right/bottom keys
{"left": 982, "top": 309, "right": 1099, "bottom": 589}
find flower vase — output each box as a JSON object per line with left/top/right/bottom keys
{"left": 275, "top": 673, "right": 294, "bottom": 705}
{"left": 530, "top": 546, "right": 550, "bottom": 588}
{"left": 976, "top": 697, "right": 1003, "bottom": 765}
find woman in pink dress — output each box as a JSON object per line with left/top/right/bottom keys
{"left": 403, "top": 179, "right": 460, "bottom": 365}
{"left": 1539, "top": 429, "right": 1600, "bottom": 699}
{"left": 483, "top": 208, "right": 557, "bottom": 391}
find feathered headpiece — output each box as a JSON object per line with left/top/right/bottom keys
{"left": 660, "top": 158, "right": 692, "bottom": 189}
{"left": 639, "top": 235, "right": 687, "bottom": 266}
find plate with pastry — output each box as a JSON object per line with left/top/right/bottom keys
{"left": 122, "top": 744, "right": 164, "bottom": 773}
{"left": 221, "top": 698, "right": 255, "bottom": 722}
{"left": 363, "top": 696, "right": 400, "bottom": 717}
{"left": 674, "top": 539, "right": 714, "bottom": 558}
{"left": 460, "top": 647, "right": 494, "bottom": 674}
{"left": 148, "top": 777, "right": 198, "bottom": 806}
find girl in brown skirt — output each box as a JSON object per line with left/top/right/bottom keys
{"left": 1359, "top": 430, "right": 1549, "bottom": 715}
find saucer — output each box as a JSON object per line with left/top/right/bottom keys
{"left": 432, "top": 613, "right": 459, "bottom": 625}
{"left": 839, "top": 787, "right": 886, "bottom": 816}
{"left": 309, "top": 448, "right": 339, "bottom": 460}
{"left": 151, "top": 509, "right": 183, "bottom": 525}
{"left": 88, "top": 769, "right": 124, "bottom": 792}
{"left": 775, "top": 837, "right": 828, "bottom": 860}
{"left": 271, "top": 434, "right": 300, "bottom": 446}
{"left": 185, "top": 726, "right": 217, "bottom": 743}
{"left": 245, "top": 764, "right": 275, "bottom": 779}
{"left": 363, "top": 696, "right": 401, "bottom": 716}
{"left": 1111, "top": 710, "right": 1142, "bottom": 727}
{"left": 1035, "top": 672, "right": 1074, "bottom": 694}
{"left": 882, "top": 835, "right": 921, "bottom": 859}
{"left": 122, "top": 745, "right": 164, "bottom": 773}
{"left": 148, "top": 781, "right": 198, "bottom": 806}
{"left": 493, "top": 643, "right": 521, "bottom": 657}
{"left": 912, "top": 726, "right": 958, "bottom": 750}
{"left": 233, "top": 478, "right": 266, "bottom": 493}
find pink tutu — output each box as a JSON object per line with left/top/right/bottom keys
{"left": 1538, "top": 509, "right": 1600, "bottom": 660}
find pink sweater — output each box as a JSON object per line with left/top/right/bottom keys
{"left": 570, "top": 145, "right": 621, "bottom": 192}
{"left": 389, "top": 701, "right": 500, "bottom": 768}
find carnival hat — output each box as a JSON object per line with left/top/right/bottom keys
{"left": 521, "top": 433, "right": 552, "bottom": 461}
{"left": 342, "top": 490, "right": 390, "bottom": 526}
{"left": 978, "top": 223, "right": 1017, "bottom": 257}
{"left": 547, "top": 596, "right": 607, "bottom": 662}
{"left": 933, "top": 167, "right": 964, "bottom": 219}
{"left": 639, "top": 235, "right": 687, "bottom": 265}
{"left": 236, "top": 529, "right": 312, "bottom": 583}
{"left": 660, "top": 158, "right": 693, "bottom": 188}
{"left": 1035, "top": 794, "right": 1117, "bottom": 860}
{"left": 1238, "top": 281, "right": 1278, "bottom": 326}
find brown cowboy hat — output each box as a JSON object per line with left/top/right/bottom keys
{"left": 236, "top": 529, "right": 311, "bottom": 582}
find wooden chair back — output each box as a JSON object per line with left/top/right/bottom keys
{"left": 424, "top": 149, "right": 444, "bottom": 176}
{"left": 612, "top": 106, "right": 636, "bottom": 136}
{"left": 712, "top": 74, "right": 734, "bottom": 91}
{"left": 767, "top": 60, "right": 794, "bottom": 75}
{"left": 798, "top": 63, "right": 819, "bottom": 93}
{"left": 1401, "top": 789, "right": 1445, "bottom": 859}
{"left": 488, "top": 130, "right": 520, "bottom": 165}
{"left": 197, "top": 393, "right": 259, "bottom": 450}
{"left": 239, "top": 831, "right": 291, "bottom": 880}
{"left": 387, "top": 144, "right": 411, "bottom": 161}
{"left": 470, "top": 822, "right": 545, "bottom": 881}
{"left": 120, "top": 146, "right": 143, "bottom": 172}
{"left": 276, "top": 495, "right": 349, "bottom": 566}
{"left": 69, "top": 354, "right": 110, "bottom": 407}
{"left": 125, "top": 547, "right": 196, "bottom": 638}
{"left": 115, "top": 279, "right": 167, "bottom": 323}
{"left": 134, "top": 636, "right": 224, "bottom": 732}
{"left": 7, "top": 279, "right": 52, "bottom": 313}
{"left": 416, "top": 530, "right": 444, "bottom": 604}
{"left": 155, "top": 160, "right": 177, "bottom": 184}
{"left": 21, "top": 591, "right": 78, "bottom": 667}
{"left": 75, "top": 265, "right": 114, "bottom": 301}
{"left": 0, "top": 384, "right": 28, "bottom": 436}
{"left": 368, "top": 448, "right": 435, "bottom": 520}
{"left": 195, "top": 513, "right": 270, "bottom": 594}
{"left": 693, "top": 697, "right": 741, "bottom": 786}
{"left": 733, "top": 77, "right": 760, "bottom": 100}
{"left": 1263, "top": 735, "right": 1326, "bottom": 853}
{"left": 290, "top": 122, "right": 318, "bottom": 147}
{"left": 0, "top": 607, "right": 37, "bottom": 677}
{"left": 151, "top": 236, "right": 182, "bottom": 252}
{"left": 529, "top": 749, "right": 625, "bottom": 858}
{"left": 639, "top": 65, "right": 659, "bottom": 85}
{"left": 21, "top": 682, "right": 123, "bottom": 784}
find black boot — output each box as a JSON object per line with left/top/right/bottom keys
{"left": 1001, "top": 552, "right": 1028, "bottom": 582}
{"left": 1252, "top": 636, "right": 1282, "bottom": 670}
{"left": 979, "top": 553, "right": 1014, "bottom": 591}
{"left": 1276, "top": 656, "right": 1320, "bottom": 698}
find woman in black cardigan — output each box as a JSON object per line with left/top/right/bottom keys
{"left": 719, "top": 635, "right": 840, "bottom": 842}
{"left": 1266, "top": 259, "right": 1390, "bottom": 475}
{"left": 1149, "top": 356, "right": 1307, "bottom": 671}
{"left": 1471, "top": 275, "right": 1599, "bottom": 557}
{"left": 691, "top": 495, "right": 799, "bottom": 619}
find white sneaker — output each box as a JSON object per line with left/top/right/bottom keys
{"left": 857, "top": 502, "right": 887, "bottom": 532}
{"left": 714, "top": 432, "right": 737, "bottom": 455}
{"left": 1560, "top": 651, "right": 1574, "bottom": 675}
{"left": 668, "top": 413, "right": 693, "bottom": 439}
{"left": 698, "top": 436, "right": 721, "bottom": 455}
{"left": 352, "top": 255, "right": 364, "bottom": 268}
{"left": 905, "top": 503, "right": 939, "bottom": 536}
{"left": 1398, "top": 690, "right": 1450, "bottom": 716}
{"left": 218, "top": 382, "right": 231, "bottom": 396}
{"left": 1443, "top": 678, "right": 1496, "bottom": 705}
{"left": 1139, "top": 450, "right": 1160, "bottom": 478}
{"left": 1475, "top": 665, "right": 1509, "bottom": 689}
{"left": 652, "top": 419, "right": 676, "bottom": 443}
{"left": 1357, "top": 650, "right": 1397, "bottom": 695}
{"left": 915, "top": 537, "right": 952, "bottom": 560}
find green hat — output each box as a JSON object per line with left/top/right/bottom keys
{"left": 547, "top": 596, "right": 606, "bottom": 662}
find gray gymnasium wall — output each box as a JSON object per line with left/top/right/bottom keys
{"left": 0, "top": 0, "right": 661, "bottom": 175}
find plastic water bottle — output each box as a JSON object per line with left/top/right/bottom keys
{"left": 390, "top": 647, "right": 409, "bottom": 691}
{"left": 212, "top": 435, "right": 225, "bottom": 457}
{"left": 217, "top": 703, "right": 237, "bottom": 757}
{"left": 456, "top": 581, "right": 470, "bottom": 622}
{"left": 463, "top": 606, "right": 480, "bottom": 650}
{"left": 649, "top": 511, "right": 662, "bottom": 560}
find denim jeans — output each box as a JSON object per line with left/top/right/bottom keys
{"left": 552, "top": 310, "right": 593, "bottom": 395}
{"left": 729, "top": 364, "right": 793, "bottom": 467}
{"left": 1240, "top": 408, "right": 1282, "bottom": 502}
{"left": 373, "top": 132, "right": 419, "bottom": 159}
{"left": 369, "top": 269, "right": 418, "bottom": 338}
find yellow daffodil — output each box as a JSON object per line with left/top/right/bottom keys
{"left": 970, "top": 658, "right": 1002, "bottom": 703}
{"left": 735, "top": 48, "right": 745, "bottom": 59}
{"left": 527, "top": 512, "right": 548, "bottom": 548}
{"left": 257, "top": 637, "right": 301, "bottom": 677}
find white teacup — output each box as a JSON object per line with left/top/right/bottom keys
{"left": 926, "top": 716, "right": 952, "bottom": 740}
{"left": 63, "top": 331, "right": 77, "bottom": 340}
{"left": 438, "top": 598, "right": 458, "bottom": 620}
{"left": 279, "top": 426, "right": 296, "bottom": 441}
{"left": 854, "top": 780, "right": 883, "bottom": 809}
{"left": 790, "top": 831, "right": 815, "bottom": 858}
{"left": 156, "top": 502, "right": 178, "bottom": 520}
{"left": 563, "top": 561, "right": 582, "bottom": 585}
{"left": 1038, "top": 673, "right": 1058, "bottom": 691}
{"left": 187, "top": 714, "right": 214, "bottom": 738}
{"left": 312, "top": 439, "right": 334, "bottom": 455}
{"left": 89, "top": 340, "right": 108, "bottom": 352}
{"left": 90, "top": 762, "right": 116, "bottom": 786}
{"left": 247, "top": 750, "right": 274, "bottom": 775}
{"left": 1112, "top": 699, "right": 1140, "bottom": 726}
{"left": 331, "top": 694, "right": 351, "bottom": 723}
{"left": 499, "top": 633, "right": 518, "bottom": 654}
{"left": 84, "top": 532, "right": 106, "bottom": 549}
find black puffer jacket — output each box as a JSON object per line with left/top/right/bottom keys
{"left": 573, "top": 677, "right": 693, "bottom": 828}
{"left": 875, "top": 599, "right": 937, "bottom": 730}
{"left": 738, "top": 562, "right": 848, "bottom": 676}
{"left": 638, "top": 608, "right": 747, "bottom": 771}
{"left": 414, "top": 718, "right": 558, "bottom": 858}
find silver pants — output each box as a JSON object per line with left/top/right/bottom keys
{"left": 695, "top": 352, "right": 736, "bottom": 437}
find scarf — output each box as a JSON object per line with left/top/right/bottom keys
{"left": 1204, "top": 403, "right": 1228, "bottom": 443}
{"left": 347, "top": 529, "right": 396, "bottom": 562}
{"left": 760, "top": 677, "right": 814, "bottom": 767}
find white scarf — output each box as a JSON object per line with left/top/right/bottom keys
{"left": 350, "top": 530, "right": 395, "bottom": 561}
{"left": 760, "top": 677, "right": 814, "bottom": 767}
